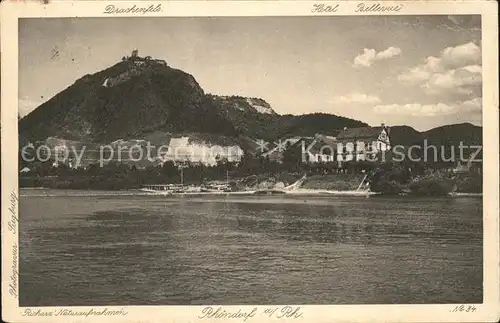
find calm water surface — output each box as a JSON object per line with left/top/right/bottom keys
{"left": 19, "top": 189, "right": 482, "bottom": 305}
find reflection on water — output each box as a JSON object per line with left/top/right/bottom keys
{"left": 20, "top": 190, "right": 482, "bottom": 305}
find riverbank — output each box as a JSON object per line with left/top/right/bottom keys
{"left": 20, "top": 169, "right": 483, "bottom": 195}
{"left": 301, "top": 174, "right": 366, "bottom": 191}
{"left": 19, "top": 186, "right": 482, "bottom": 199}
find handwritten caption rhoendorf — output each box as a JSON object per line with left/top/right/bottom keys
{"left": 199, "top": 306, "right": 303, "bottom": 320}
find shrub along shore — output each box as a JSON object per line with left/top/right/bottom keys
{"left": 369, "top": 163, "right": 482, "bottom": 196}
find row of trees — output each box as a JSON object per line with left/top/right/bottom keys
{"left": 368, "top": 161, "right": 482, "bottom": 195}
{"left": 20, "top": 149, "right": 388, "bottom": 189}
{"left": 20, "top": 142, "right": 482, "bottom": 193}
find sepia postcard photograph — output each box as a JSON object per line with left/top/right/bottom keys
{"left": 1, "top": 1, "right": 499, "bottom": 323}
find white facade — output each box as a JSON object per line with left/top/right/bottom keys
{"left": 161, "top": 137, "right": 244, "bottom": 166}
{"left": 337, "top": 129, "right": 391, "bottom": 162}
{"left": 307, "top": 152, "right": 336, "bottom": 163}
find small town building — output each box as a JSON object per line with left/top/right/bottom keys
{"left": 269, "top": 125, "right": 391, "bottom": 167}
{"left": 336, "top": 124, "right": 391, "bottom": 162}
{"left": 294, "top": 135, "right": 338, "bottom": 164}
{"left": 160, "top": 137, "right": 244, "bottom": 166}
{"left": 261, "top": 137, "right": 303, "bottom": 163}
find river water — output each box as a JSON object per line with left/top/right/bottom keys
{"left": 19, "top": 189, "right": 482, "bottom": 305}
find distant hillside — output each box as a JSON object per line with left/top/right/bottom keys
{"left": 19, "top": 56, "right": 236, "bottom": 143}
{"left": 422, "top": 122, "right": 482, "bottom": 147}
{"left": 406, "top": 123, "right": 483, "bottom": 165}
{"left": 385, "top": 123, "right": 481, "bottom": 148}
{"left": 387, "top": 125, "right": 424, "bottom": 147}
{"left": 277, "top": 113, "right": 368, "bottom": 139}
{"left": 209, "top": 95, "right": 277, "bottom": 115}
{"left": 207, "top": 94, "right": 281, "bottom": 140}
{"left": 18, "top": 53, "right": 482, "bottom": 169}
{"left": 207, "top": 96, "right": 368, "bottom": 140}
{"left": 19, "top": 54, "right": 371, "bottom": 145}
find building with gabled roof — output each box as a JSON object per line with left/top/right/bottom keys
{"left": 262, "top": 137, "right": 303, "bottom": 162}
{"left": 262, "top": 124, "right": 391, "bottom": 168}
{"left": 159, "top": 136, "right": 244, "bottom": 166}
{"left": 336, "top": 124, "right": 391, "bottom": 162}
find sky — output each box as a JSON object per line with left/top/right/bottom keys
{"left": 19, "top": 15, "right": 482, "bottom": 131}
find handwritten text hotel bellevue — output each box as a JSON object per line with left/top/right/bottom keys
{"left": 312, "top": 3, "right": 403, "bottom": 12}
